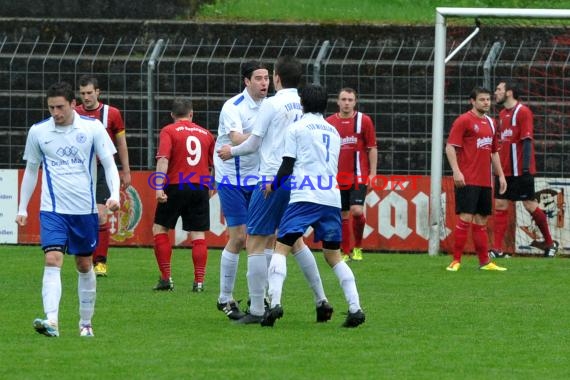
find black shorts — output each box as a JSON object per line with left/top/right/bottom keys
{"left": 96, "top": 163, "right": 111, "bottom": 205}
{"left": 340, "top": 184, "right": 367, "bottom": 211}
{"left": 495, "top": 175, "right": 536, "bottom": 201}
{"left": 154, "top": 183, "right": 210, "bottom": 231}
{"left": 455, "top": 185, "right": 492, "bottom": 216}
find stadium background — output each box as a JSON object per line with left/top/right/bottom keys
{"left": 0, "top": 18, "right": 567, "bottom": 254}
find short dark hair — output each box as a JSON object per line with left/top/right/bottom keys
{"left": 171, "top": 98, "right": 193, "bottom": 118}
{"left": 274, "top": 56, "right": 302, "bottom": 88}
{"left": 241, "top": 60, "right": 267, "bottom": 80}
{"left": 469, "top": 86, "right": 491, "bottom": 100}
{"left": 46, "top": 82, "right": 75, "bottom": 102}
{"left": 78, "top": 75, "right": 99, "bottom": 89}
{"left": 338, "top": 87, "right": 357, "bottom": 98}
{"left": 300, "top": 84, "right": 328, "bottom": 114}
{"left": 502, "top": 80, "right": 521, "bottom": 99}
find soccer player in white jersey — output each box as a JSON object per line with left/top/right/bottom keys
{"left": 260, "top": 84, "right": 365, "bottom": 328}
{"left": 15, "top": 82, "right": 121, "bottom": 337}
{"left": 214, "top": 61, "right": 269, "bottom": 320}
{"left": 218, "top": 56, "right": 332, "bottom": 324}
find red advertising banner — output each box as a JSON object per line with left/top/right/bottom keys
{"left": 17, "top": 171, "right": 465, "bottom": 252}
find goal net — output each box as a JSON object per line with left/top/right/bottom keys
{"left": 429, "top": 8, "right": 570, "bottom": 257}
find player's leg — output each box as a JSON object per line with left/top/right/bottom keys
{"left": 447, "top": 186, "right": 476, "bottom": 271}
{"left": 183, "top": 186, "right": 210, "bottom": 292}
{"left": 290, "top": 238, "right": 332, "bottom": 322}
{"left": 520, "top": 174, "right": 558, "bottom": 257}
{"left": 240, "top": 185, "right": 290, "bottom": 322}
{"left": 340, "top": 189, "right": 352, "bottom": 259}
{"left": 315, "top": 206, "right": 364, "bottom": 327}
{"left": 151, "top": 185, "right": 180, "bottom": 291}
{"left": 93, "top": 167, "right": 111, "bottom": 276}
{"left": 349, "top": 184, "right": 367, "bottom": 261}
{"left": 34, "top": 211, "right": 67, "bottom": 337}
{"left": 68, "top": 213, "right": 99, "bottom": 337}
{"left": 217, "top": 185, "right": 249, "bottom": 319}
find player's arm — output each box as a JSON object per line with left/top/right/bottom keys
{"left": 271, "top": 157, "right": 295, "bottom": 191}
{"left": 15, "top": 161, "right": 40, "bottom": 226}
{"left": 114, "top": 130, "right": 131, "bottom": 188}
{"left": 491, "top": 152, "right": 507, "bottom": 194}
{"left": 100, "top": 155, "right": 121, "bottom": 211}
{"left": 368, "top": 147, "right": 378, "bottom": 189}
{"left": 228, "top": 130, "right": 250, "bottom": 145}
{"left": 445, "top": 143, "right": 465, "bottom": 187}
{"left": 155, "top": 157, "right": 169, "bottom": 203}
{"left": 521, "top": 138, "right": 532, "bottom": 174}
{"left": 218, "top": 134, "right": 261, "bottom": 160}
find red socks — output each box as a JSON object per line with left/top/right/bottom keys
{"left": 191, "top": 239, "right": 208, "bottom": 283}
{"left": 453, "top": 219, "right": 471, "bottom": 262}
{"left": 531, "top": 208, "right": 553, "bottom": 246}
{"left": 493, "top": 209, "right": 509, "bottom": 251}
{"left": 341, "top": 218, "right": 351, "bottom": 255}
{"left": 93, "top": 222, "right": 110, "bottom": 264}
{"left": 153, "top": 233, "right": 172, "bottom": 280}
{"left": 472, "top": 224, "right": 490, "bottom": 265}
{"left": 352, "top": 214, "right": 366, "bottom": 248}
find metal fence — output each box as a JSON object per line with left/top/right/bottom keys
{"left": 0, "top": 31, "right": 568, "bottom": 177}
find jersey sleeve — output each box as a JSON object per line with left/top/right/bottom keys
{"left": 93, "top": 120, "right": 117, "bottom": 160}
{"left": 219, "top": 103, "right": 243, "bottom": 135}
{"left": 108, "top": 106, "right": 125, "bottom": 137}
{"left": 447, "top": 116, "right": 465, "bottom": 147}
{"left": 22, "top": 126, "right": 42, "bottom": 164}
{"left": 252, "top": 101, "right": 274, "bottom": 138}
{"left": 282, "top": 125, "right": 298, "bottom": 159}
{"left": 361, "top": 114, "right": 377, "bottom": 148}
{"left": 518, "top": 106, "right": 534, "bottom": 141}
{"left": 156, "top": 127, "right": 173, "bottom": 160}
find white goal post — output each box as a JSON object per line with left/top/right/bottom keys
{"left": 428, "top": 7, "right": 570, "bottom": 256}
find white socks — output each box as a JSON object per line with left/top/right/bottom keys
{"left": 78, "top": 267, "right": 96, "bottom": 326}
{"left": 333, "top": 261, "right": 361, "bottom": 313}
{"left": 219, "top": 249, "right": 239, "bottom": 303}
{"left": 42, "top": 266, "right": 62, "bottom": 324}
{"left": 292, "top": 246, "right": 327, "bottom": 303}
{"left": 246, "top": 254, "right": 267, "bottom": 316}
{"left": 267, "top": 253, "right": 288, "bottom": 308}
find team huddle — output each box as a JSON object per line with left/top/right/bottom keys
{"left": 16, "top": 59, "right": 556, "bottom": 337}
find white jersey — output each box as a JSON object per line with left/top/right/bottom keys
{"left": 214, "top": 89, "right": 263, "bottom": 185}
{"left": 253, "top": 88, "right": 302, "bottom": 178}
{"left": 22, "top": 111, "right": 117, "bottom": 215}
{"left": 283, "top": 112, "right": 341, "bottom": 208}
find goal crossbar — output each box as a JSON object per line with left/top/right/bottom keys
{"left": 428, "top": 8, "right": 570, "bottom": 256}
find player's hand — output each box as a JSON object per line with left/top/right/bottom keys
{"left": 15, "top": 214, "right": 27, "bottom": 226}
{"left": 452, "top": 171, "right": 466, "bottom": 188}
{"left": 262, "top": 181, "right": 273, "bottom": 198}
{"left": 217, "top": 145, "right": 233, "bottom": 161}
{"left": 156, "top": 190, "right": 168, "bottom": 203}
{"left": 498, "top": 175, "right": 507, "bottom": 195}
{"left": 121, "top": 171, "right": 132, "bottom": 189}
{"left": 106, "top": 199, "right": 120, "bottom": 212}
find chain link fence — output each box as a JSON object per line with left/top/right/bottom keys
{"left": 1, "top": 30, "right": 568, "bottom": 177}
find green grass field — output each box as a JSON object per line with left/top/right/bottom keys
{"left": 196, "top": 0, "right": 570, "bottom": 24}
{"left": 1, "top": 244, "right": 569, "bottom": 379}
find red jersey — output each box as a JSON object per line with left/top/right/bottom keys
{"left": 75, "top": 103, "right": 125, "bottom": 141}
{"left": 447, "top": 111, "right": 499, "bottom": 187}
{"left": 326, "top": 111, "right": 377, "bottom": 184}
{"left": 156, "top": 120, "right": 215, "bottom": 187}
{"left": 496, "top": 102, "right": 536, "bottom": 176}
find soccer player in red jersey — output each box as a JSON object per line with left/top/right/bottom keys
{"left": 76, "top": 75, "right": 131, "bottom": 277}
{"left": 151, "top": 98, "right": 215, "bottom": 292}
{"left": 445, "top": 86, "right": 507, "bottom": 272}
{"left": 490, "top": 81, "right": 559, "bottom": 258}
{"left": 326, "top": 88, "right": 377, "bottom": 261}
